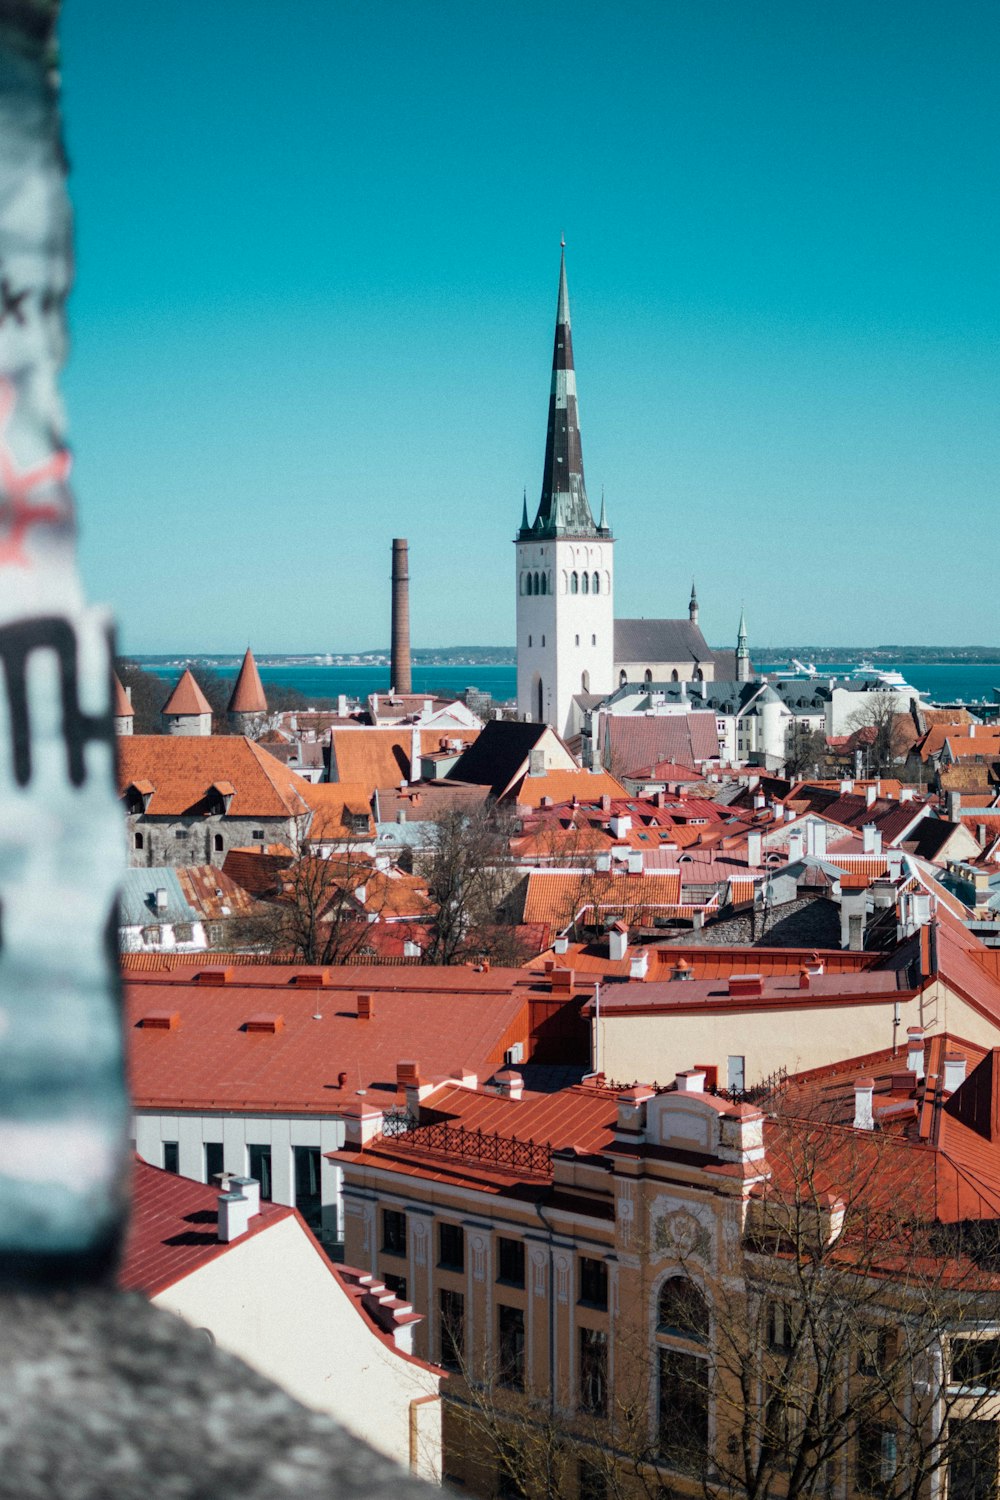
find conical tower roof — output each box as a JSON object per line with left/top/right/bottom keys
{"left": 112, "top": 671, "right": 132, "bottom": 718}
{"left": 228, "top": 647, "right": 268, "bottom": 714}
{"left": 524, "top": 244, "right": 601, "bottom": 539}
{"left": 162, "top": 667, "right": 212, "bottom": 716}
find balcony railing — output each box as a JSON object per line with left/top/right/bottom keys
{"left": 375, "top": 1114, "right": 554, "bottom": 1178}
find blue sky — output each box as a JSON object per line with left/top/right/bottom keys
{"left": 60, "top": 2, "right": 1000, "bottom": 654}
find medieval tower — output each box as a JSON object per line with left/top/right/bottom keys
{"left": 516, "top": 246, "right": 614, "bottom": 735}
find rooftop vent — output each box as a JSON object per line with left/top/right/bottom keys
{"left": 853, "top": 1077, "right": 875, "bottom": 1130}
{"left": 943, "top": 1052, "right": 967, "bottom": 1093}
{"left": 357, "top": 993, "right": 374, "bottom": 1020}
{"left": 244, "top": 1013, "right": 284, "bottom": 1034}
{"left": 194, "top": 967, "right": 235, "bottom": 986}
{"left": 728, "top": 974, "right": 764, "bottom": 998}
{"left": 138, "top": 1010, "right": 180, "bottom": 1030}
{"left": 289, "top": 971, "right": 330, "bottom": 988}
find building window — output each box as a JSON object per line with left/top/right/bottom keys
{"left": 579, "top": 1256, "right": 608, "bottom": 1308}
{"left": 540, "top": 572, "right": 547, "bottom": 595}
{"left": 575, "top": 634, "right": 580, "bottom": 646}
{"left": 133, "top": 831, "right": 144, "bottom": 851}
{"left": 248, "top": 1143, "right": 272, "bottom": 1200}
{"left": 579, "top": 1327, "right": 608, "bottom": 1415}
{"left": 619, "top": 670, "right": 627, "bottom": 687}
{"left": 767, "top": 1300, "right": 799, "bottom": 1352}
{"left": 644, "top": 669, "right": 653, "bottom": 685}
{"left": 581, "top": 670, "right": 590, "bottom": 693}
{"left": 949, "top": 1420, "right": 999, "bottom": 1500}
{"left": 952, "top": 1338, "right": 1000, "bottom": 1390}
{"left": 175, "top": 828, "right": 189, "bottom": 839}
{"left": 384, "top": 1272, "right": 407, "bottom": 1301}
{"left": 173, "top": 922, "right": 193, "bottom": 943}
{"left": 658, "top": 1347, "right": 709, "bottom": 1472}
{"left": 528, "top": 635, "right": 532, "bottom": 647}
{"left": 163, "top": 1141, "right": 179, "bottom": 1174}
{"left": 857, "top": 1325, "right": 892, "bottom": 1376}
{"left": 856, "top": 1421, "right": 898, "bottom": 1496}
{"left": 498, "top": 1305, "right": 525, "bottom": 1389}
{"left": 497, "top": 1236, "right": 525, "bottom": 1287}
{"left": 382, "top": 1207, "right": 407, "bottom": 1255}
{"left": 252, "top": 829, "right": 264, "bottom": 841}
{"left": 671, "top": 669, "right": 679, "bottom": 682}
{"left": 204, "top": 1141, "right": 224, "bottom": 1184}
{"left": 693, "top": 667, "right": 703, "bottom": 681}
{"left": 571, "top": 571, "right": 579, "bottom": 594}
{"left": 581, "top": 570, "right": 589, "bottom": 594}
{"left": 439, "top": 1221, "right": 465, "bottom": 1271}
{"left": 591, "top": 634, "right": 596, "bottom": 646}
{"left": 578, "top": 1459, "right": 607, "bottom": 1500}
{"left": 592, "top": 572, "right": 600, "bottom": 595}
{"left": 440, "top": 1287, "right": 465, "bottom": 1370}
{"left": 213, "top": 833, "right": 224, "bottom": 853}
{"left": 658, "top": 1277, "right": 709, "bottom": 1340}
{"left": 541, "top": 635, "right": 545, "bottom": 647}
{"left": 293, "top": 1145, "right": 322, "bottom": 1233}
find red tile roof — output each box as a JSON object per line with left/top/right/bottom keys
{"left": 602, "top": 714, "right": 721, "bottom": 777}
{"left": 513, "top": 769, "right": 626, "bottom": 808}
{"left": 118, "top": 736, "right": 312, "bottom": 819}
{"left": 522, "top": 868, "right": 684, "bottom": 928}
{"left": 227, "top": 648, "right": 268, "bottom": 714}
{"left": 526, "top": 941, "right": 873, "bottom": 981}
{"left": 120, "top": 1159, "right": 294, "bottom": 1297}
{"left": 113, "top": 672, "right": 132, "bottom": 718}
{"left": 161, "top": 668, "right": 212, "bottom": 717}
{"left": 125, "top": 965, "right": 543, "bottom": 1111}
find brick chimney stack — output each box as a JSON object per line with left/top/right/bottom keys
{"left": 390, "top": 538, "right": 412, "bottom": 695}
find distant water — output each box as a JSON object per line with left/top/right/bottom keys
{"left": 148, "top": 659, "right": 1000, "bottom": 709}
{"left": 151, "top": 662, "right": 520, "bottom": 705}
{"left": 756, "top": 662, "right": 1000, "bottom": 706}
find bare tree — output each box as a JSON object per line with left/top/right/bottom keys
{"left": 419, "top": 804, "right": 529, "bottom": 966}
{"left": 784, "top": 726, "right": 828, "bottom": 781}
{"left": 846, "top": 694, "right": 911, "bottom": 779}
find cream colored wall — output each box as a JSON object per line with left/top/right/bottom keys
{"left": 595, "top": 993, "right": 938, "bottom": 1089}
{"left": 154, "top": 1214, "right": 442, "bottom": 1482}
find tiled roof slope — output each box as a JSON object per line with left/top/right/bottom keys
{"left": 328, "top": 728, "right": 479, "bottom": 792}
{"left": 603, "top": 714, "right": 721, "bottom": 777}
{"left": 614, "top": 618, "right": 716, "bottom": 667}
{"left": 118, "top": 737, "right": 312, "bottom": 818}
{"left": 126, "top": 966, "right": 541, "bottom": 1111}
{"left": 227, "top": 649, "right": 268, "bottom": 714}
{"left": 161, "top": 668, "right": 212, "bottom": 717}
{"left": 522, "top": 869, "right": 685, "bottom": 927}
{"left": 513, "top": 769, "right": 625, "bottom": 808}
{"left": 120, "top": 1159, "right": 293, "bottom": 1298}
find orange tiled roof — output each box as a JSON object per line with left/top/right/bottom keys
{"left": 125, "top": 965, "right": 538, "bottom": 1112}
{"left": 329, "top": 727, "right": 479, "bottom": 794}
{"left": 227, "top": 648, "right": 268, "bottom": 714}
{"left": 303, "top": 781, "right": 374, "bottom": 841}
{"left": 526, "top": 941, "right": 873, "bottom": 981}
{"left": 118, "top": 736, "right": 312, "bottom": 820}
{"left": 522, "top": 868, "right": 683, "bottom": 928}
{"left": 161, "top": 668, "right": 212, "bottom": 717}
{"left": 513, "top": 769, "right": 626, "bottom": 809}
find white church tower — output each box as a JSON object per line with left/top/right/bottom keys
{"left": 516, "top": 245, "right": 614, "bottom": 737}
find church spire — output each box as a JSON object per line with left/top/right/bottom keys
{"left": 689, "top": 580, "right": 699, "bottom": 625}
{"left": 736, "top": 606, "right": 751, "bottom": 682}
{"left": 524, "top": 243, "right": 600, "bottom": 538}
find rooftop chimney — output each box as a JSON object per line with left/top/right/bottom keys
{"left": 553, "top": 935, "right": 570, "bottom": 955}
{"left": 390, "top": 538, "right": 412, "bottom": 695}
{"left": 746, "top": 830, "right": 763, "bottom": 867}
{"left": 866, "top": 785, "right": 878, "bottom": 807}
{"left": 906, "top": 1027, "right": 925, "bottom": 1079}
{"left": 942, "top": 1052, "right": 967, "bottom": 1093}
{"left": 154, "top": 887, "right": 168, "bottom": 911}
{"left": 862, "top": 825, "right": 882, "bottom": 856}
{"left": 218, "top": 1189, "right": 251, "bottom": 1242}
{"left": 629, "top": 950, "right": 649, "bottom": 980}
{"left": 675, "top": 1069, "right": 707, "bottom": 1093}
{"left": 608, "top": 923, "right": 628, "bottom": 961}
{"left": 853, "top": 1077, "right": 875, "bottom": 1130}
{"left": 493, "top": 1069, "right": 523, "bottom": 1100}
{"left": 357, "top": 993, "right": 373, "bottom": 1020}
{"left": 230, "top": 1176, "right": 261, "bottom": 1218}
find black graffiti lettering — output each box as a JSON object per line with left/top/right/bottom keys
{"left": 0, "top": 615, "right": 114, "bottom": 787}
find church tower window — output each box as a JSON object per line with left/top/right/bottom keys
{"left": 581, "top": 571, "right": 589, "bottom": 594}
{"left": 592, "top": 572, "right": 600, "bottom": 594}
{"left": 571, "top": 572, "right": 579, "bottom": 594}
{"left": 644, "top": 670, "right": 653, "bottom": 685}
{"left": 540, "top": 572, "right": 547, "bottom": 595}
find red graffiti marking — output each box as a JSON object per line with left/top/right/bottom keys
{"left": 0, "top": 377, "right": 70, "bottom": 565}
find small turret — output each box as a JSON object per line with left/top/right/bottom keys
{"left": 227, "top": 647, "right": 268, "bottom": 736}
{"left": 162, "top": 668, "right": 213, "bottom": 736}
{"left": 112, "top": 672, "right": 133, "bottom": 736}
{"left": 689, "top": 581, "right": 699, "bottom": 626}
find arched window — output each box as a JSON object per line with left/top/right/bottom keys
{"left": 671, "top": 669, "right": 679, "bottom": 682}
{"left": 658, "top": 1277, "right": 709, "bottom": 1340}
{"left": 581, "top": 571, "right": 589, "bottom": 594}
{"left": 581, "top": 671, "right": 590, "bottom": 693}
{"left": 537, "top": 678, "right": 544, "bottom": 724}
{"left": 570, "top": 571, "right": 579, "bottom": 594}
{"left": 561, "top": 570, "right": 568, "bottom": 594}
{"left": 540, "top": 572, "right": 547, "bottom": 595}
{"left": 213, "top": 833, "right": 224, "bottom": 853}
{"left": 693, "top": 667, "right": 703, "bottom": 682}
{"left": 592, "top": 571, "right": 600, "bottom": 594}
{"left": 644, "top": 669, "right": 653, "bottom": 685}
{"left": 619, "top": 670, "right": 627, "bottom": 687}
{"left": 534, "top": 571, "right": 541, "bottom": 594}
{"left": 525, "top": 573, "right": 532, "bottom": 596}
{"left": 134, "top": 832, "right": 144, "bottom": 851}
